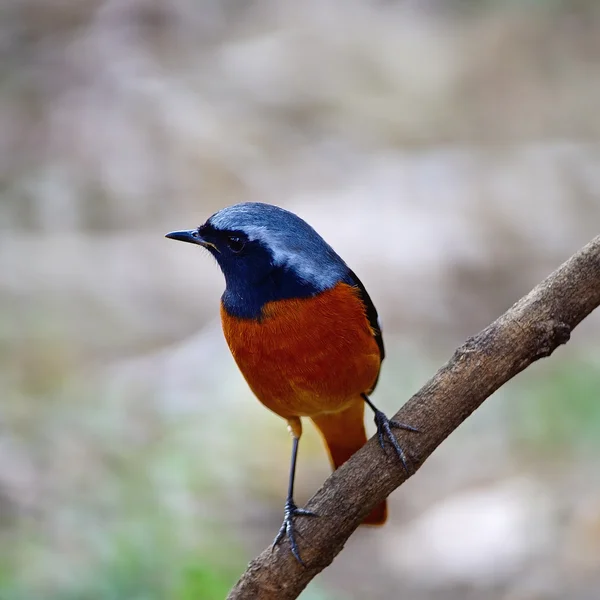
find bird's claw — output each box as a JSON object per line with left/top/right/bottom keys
{"left": 272, "top": 499, "right": 317, "bottom": 566}
{"left": 373, "top": 409, "right": 419, "bottom": 474}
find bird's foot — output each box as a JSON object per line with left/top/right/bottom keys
{"left": 373, "top": 409, "right": 419, "bottom": 474}
{"left": 272, "top": 498, "right": 317, "bottom": 566}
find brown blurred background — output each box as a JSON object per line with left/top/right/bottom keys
{"left": 2, "top": 1, "right": 600, "bottom": 599}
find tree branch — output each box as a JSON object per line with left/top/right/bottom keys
{"left": 227, "top": 235, "right": 600, "bottom": 600}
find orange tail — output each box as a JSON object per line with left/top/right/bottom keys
{"left": 311, "top": 399, "right": 387, "bottom": 526}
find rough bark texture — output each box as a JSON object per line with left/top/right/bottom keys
{"left": 227, "top": 236, "right": 600, "bottom": 600}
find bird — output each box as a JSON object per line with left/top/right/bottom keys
{"left": 166, "top": 202, "right": 417, "bottom": 564}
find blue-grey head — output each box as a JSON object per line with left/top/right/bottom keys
{"left": 165, "top": 202, "right": 351, "bottom": 319}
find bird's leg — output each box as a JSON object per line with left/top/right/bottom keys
{"left": 272, "top": 417, "right": 317, "bottom": 566}
{"left": 362, "top": 393, "right": 419, "bottom": 474}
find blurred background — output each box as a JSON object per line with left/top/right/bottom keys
{"left": 1, "top": 0, "right": 600, "bottom": 598}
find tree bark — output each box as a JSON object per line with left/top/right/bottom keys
{"left": 228, "top": 235, "right": 600, "bottom": 600}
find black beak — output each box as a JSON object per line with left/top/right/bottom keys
{"left": 165, "top": 229, "right": 203, "bottom": 245}
{"left": 166, "top": 229, "right": 219, "bottom": 252}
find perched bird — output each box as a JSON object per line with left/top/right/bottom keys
{"left": 166, "top": 202, "right": 417, "bottom": 563}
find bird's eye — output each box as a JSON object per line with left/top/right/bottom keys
{"left": 226, "top": 235, "right": 245, "bottom": 253}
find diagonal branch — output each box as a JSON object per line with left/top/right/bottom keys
{"left": 227, "top": 235, "right": 600, "bottom": 600}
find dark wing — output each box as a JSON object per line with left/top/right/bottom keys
{"left": 345, "top": 268, "right": 385, "bottom": 363}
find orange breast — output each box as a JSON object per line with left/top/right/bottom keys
{"left": 220, "top": 283, "right": 382, "bottom": 419}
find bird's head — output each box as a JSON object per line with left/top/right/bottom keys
{"left": 166, "top": 202, "right": 349, "bottom": 319}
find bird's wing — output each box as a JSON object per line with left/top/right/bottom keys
{"left": 345, "top": 268, "right": 385, "bottom": 363}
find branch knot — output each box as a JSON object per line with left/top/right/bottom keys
{"left": 532, "top": 319, "right": 571, "bottom": 360}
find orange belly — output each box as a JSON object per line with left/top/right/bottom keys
{"left": 220, "top": 283, "right": 381, "bottom": 419}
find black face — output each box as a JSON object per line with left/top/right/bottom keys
{"left": 191, "top": 225, "right": 247, "bottom": 255}
{"left": 193, "top": 224, "right": 274, "bottom": 283}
